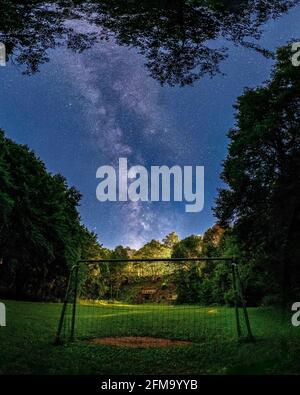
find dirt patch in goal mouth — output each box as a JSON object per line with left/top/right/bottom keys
{"left": 88, "top": 336, "right": 192, "bottom": 348}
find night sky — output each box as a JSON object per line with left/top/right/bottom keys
{"left": 0, "top": 4, "right": 299, "bottom": 249}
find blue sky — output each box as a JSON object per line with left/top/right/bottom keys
{"left": 0, "top": 4, "right": 300, "bottom": 249}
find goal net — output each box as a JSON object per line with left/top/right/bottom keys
{"left": 55, "top": 258, "right": 253, "bottom": 346}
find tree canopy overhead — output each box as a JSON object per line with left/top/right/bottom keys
{"left": 0, "top": 0, "right": 298, "bottom": 84}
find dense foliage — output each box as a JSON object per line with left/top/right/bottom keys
{"left": 1, "top": 1, "right": 298, "bottom": 84}
{"left": 215, "top": 45, "right": 300, "bottom": 306}
{"left": 0, "top": 131, "right": 95, "bottom": 300}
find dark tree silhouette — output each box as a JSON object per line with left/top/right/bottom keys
{"left": 0, "top": 1, "right": 99, "bottom": 74}
{"left": 0, "top": 129, "right": 105, "bottom": 300}
{"left": 215, "top": 45, "right": 300, "bottom": 304}
{"left": 0, "top": 0, "right": 299, "bottom": 84}
{"left": 89, "top": 0, "right": 298, "bottom": 86}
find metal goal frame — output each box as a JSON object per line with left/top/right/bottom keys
{"left": 55, "top": 257, "right": 254, "bottom": 344}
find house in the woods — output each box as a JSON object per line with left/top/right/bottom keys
{"left": 136, "top": 284, "right": 177, "bottom": 304}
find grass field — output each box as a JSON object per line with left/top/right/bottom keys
{"left": 1, "top": 300, "right": 300, "bottom": 375}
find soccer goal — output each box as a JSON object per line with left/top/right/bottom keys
{"left": 55, "top": 258, "right": 253, "bottom": 346}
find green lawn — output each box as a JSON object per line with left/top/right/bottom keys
{"left": 0, "top": 300, "right": 300, "bottom": 375}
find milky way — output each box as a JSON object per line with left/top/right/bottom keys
{"left": 0, "top": 4, "right": 299, "bottom": 248}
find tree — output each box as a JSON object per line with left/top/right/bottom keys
{"left": 202, "top": 225, "right": 225, "bottom": 257}
{"left": 1, "top": 1, "right": 298, "bottom": 84}
{"left": 215, "top": 44, "right": 300, "bottom": 305}
{"left": 0, "top": 130, "right": 13, "bottom": 253}
{"left": 0, "top": 1, "right": 99, "bottom": 74}
{"left": 0, "top": 130, "right": 98, "bottom": 300}
{"left": 162, "top": 232, "right": 180, "bottom": 249}
{"left": 108, "top": 246, "right": 130, "bottom": 299}
{"left": 172, "top": 235, "right": 203, "bottom": 258}
{"left": 171, "top": 235, "right": 204, "bottom": 303}
{"left": 170, "top": 231, "right": 239, "bottom": 305}
{"left": 88, "top": 0, "right": 295, "bottom": 86}
{"left": 133, "top": 240, "right": 171, "bottom": 279}
{"left": 79, "top": 230, "right": 111, "bottom": 300}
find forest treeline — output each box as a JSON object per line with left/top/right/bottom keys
{"left": 0, "top": 45, "right": 299, "bottom": 306}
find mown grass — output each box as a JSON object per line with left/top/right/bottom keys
{"left": 0, "top": 300, "right": 300, "bottom": 375}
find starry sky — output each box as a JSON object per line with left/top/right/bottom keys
{"left": 0, "top": 4, "right": 300, "bottom": 249}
